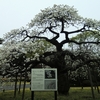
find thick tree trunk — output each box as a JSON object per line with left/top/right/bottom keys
{"left": 58, "top": 71, "right": 70, "bottom": 95}
{"left": 55, "top": 51, "right": 70, "bottom": 95}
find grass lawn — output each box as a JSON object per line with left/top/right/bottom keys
{"left": 0, "top": 87, "right": 100, "bottom": 100}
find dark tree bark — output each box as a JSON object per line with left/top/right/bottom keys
{"left": 58, "top": 71, "right": 70, "bottom": 95}
{"left": 56, "top": 52, "right": 70, "bottom": 95}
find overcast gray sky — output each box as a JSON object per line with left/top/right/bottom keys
{"left": 0, "top": 0, "right": 100, "bottom": 38}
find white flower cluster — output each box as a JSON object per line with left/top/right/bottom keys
{"left": 0, "top": 38, "right": 56, "bottom": 67}
{"left": 45, "top": 45, "right": 56, "bottom": 52}
{"left": 28, "top": 4, "right": 100, "bottom": 33}
{"left": 29, "top": 4, "right": 82, "bottom": 28}
{"left": 83, "top": 18, "right": 100, "bottom": 30}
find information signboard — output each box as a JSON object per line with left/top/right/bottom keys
{"left": 31, "top": 68, "right": 57, "bottom": 91}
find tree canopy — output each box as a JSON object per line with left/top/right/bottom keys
{"left": 3, "top": 4, "right": 100, "bottom": 51}
{"left": 1, "top": 4, "right": 100, "bottom": 95}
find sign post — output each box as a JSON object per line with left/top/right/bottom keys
{"left": 31, "top": 91, "right": 34, "bottom": 100}
{"left": 55, "top": 91, "right": 57, "bottom": 100}
{"left": 31, "top": 68, "right": 57, "bottom": 100}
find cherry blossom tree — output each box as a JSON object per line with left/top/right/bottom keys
{"left": 3, "top": 4, "right": 100, "bottom": 95}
